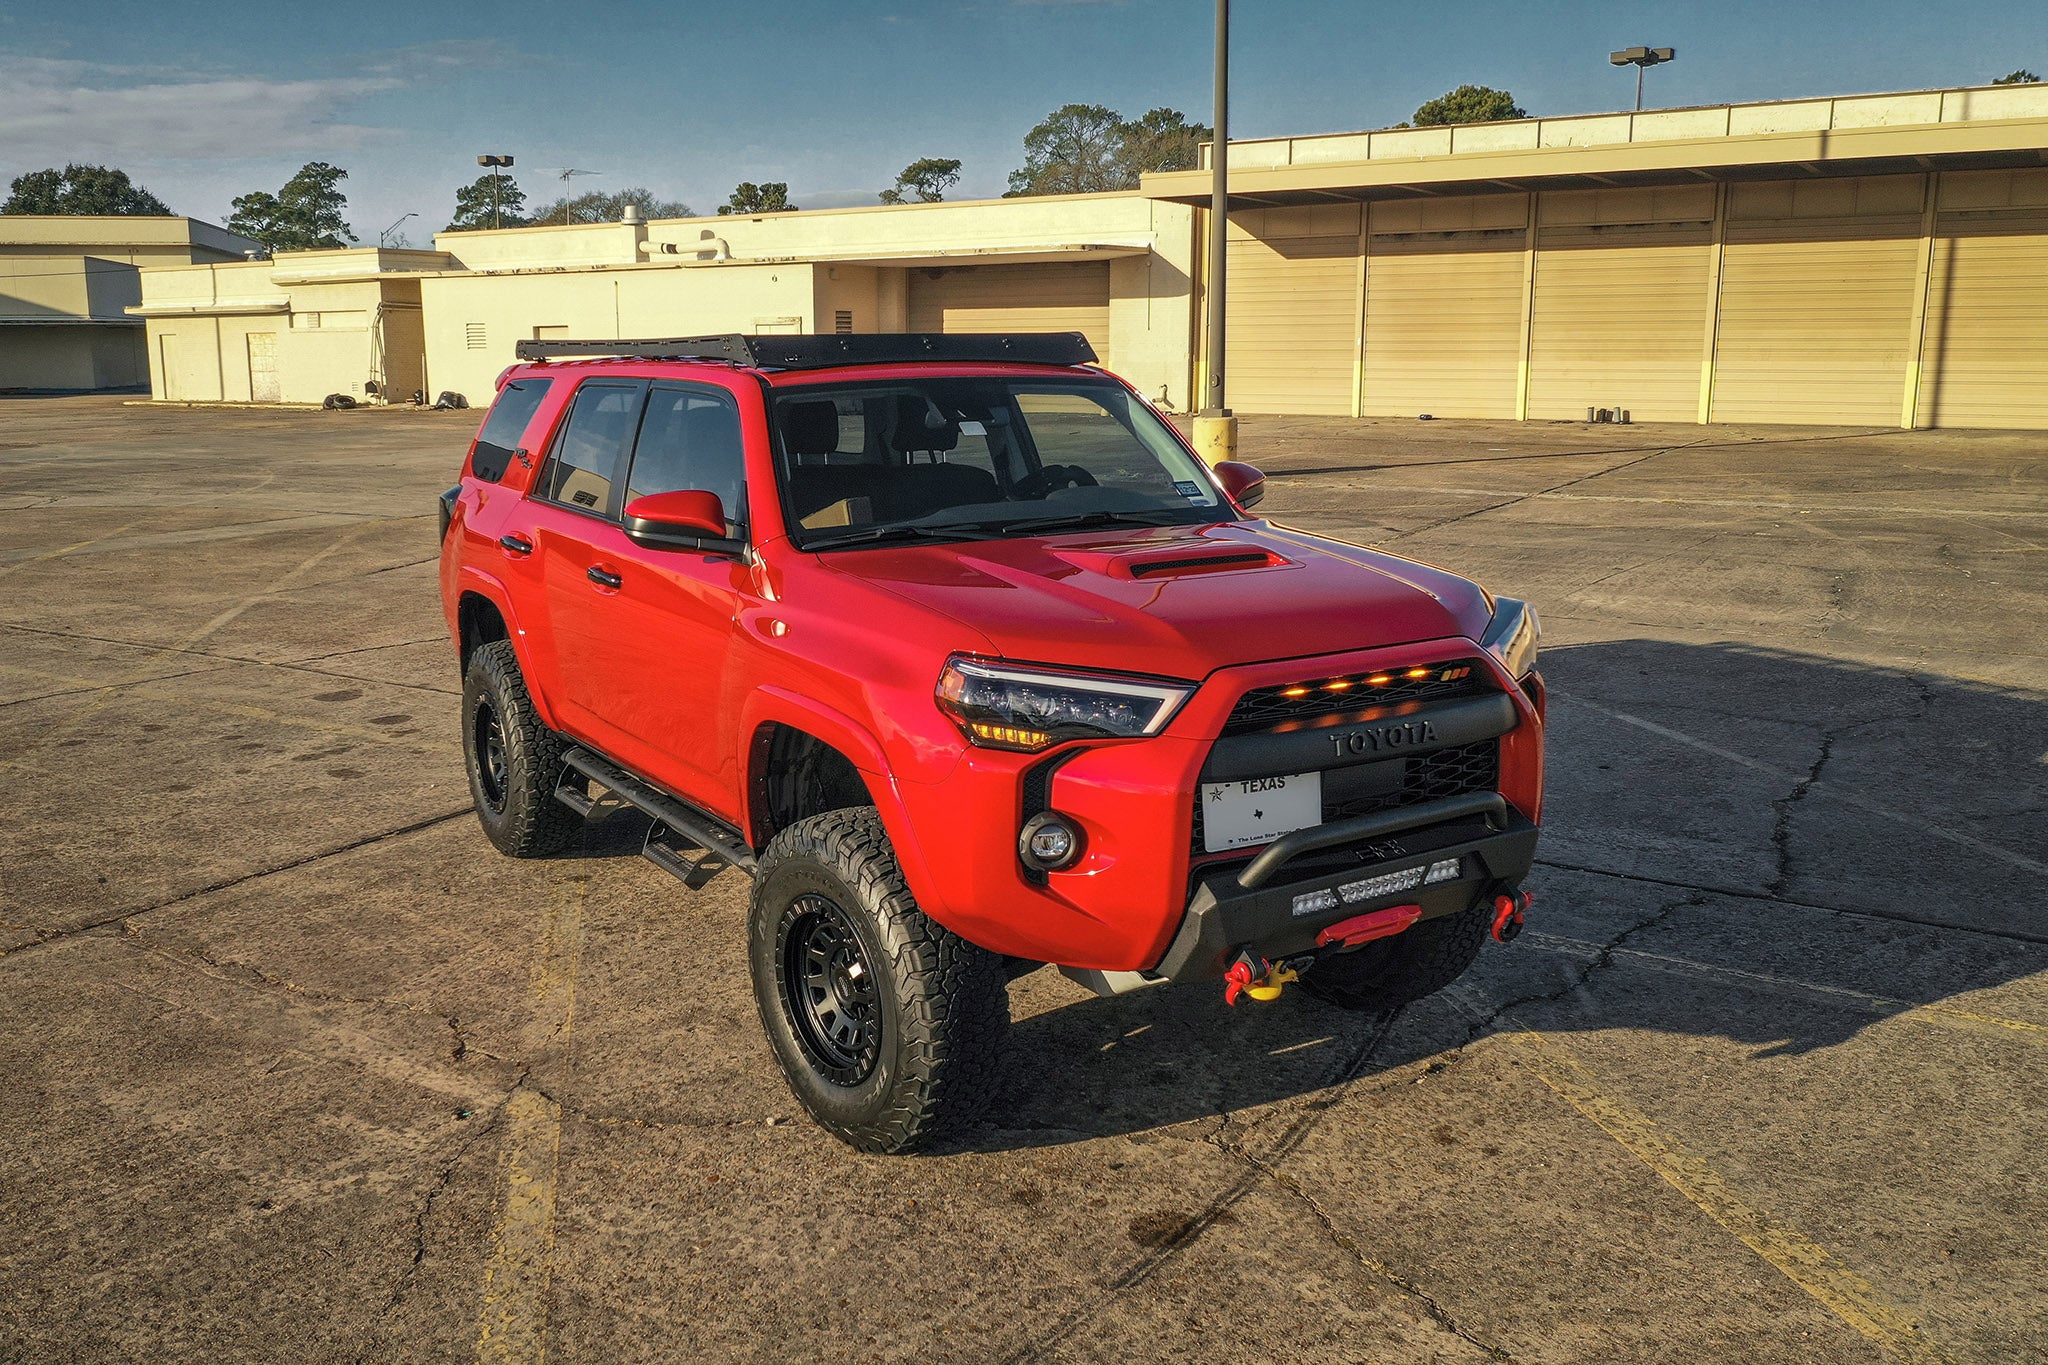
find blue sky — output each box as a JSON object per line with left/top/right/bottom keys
{"left": 2, "top": 0, "right": 2042, "bottom": 242}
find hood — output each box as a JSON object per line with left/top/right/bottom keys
{"left": 824, "top": 521, "right": 1493, "bottom": 680}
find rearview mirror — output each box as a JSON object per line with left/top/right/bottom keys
{"left": 622, "top": 490, "right": 743, "bottom": 553}
{"left": 1212, "top": 461, "right": 1266, "bottom": 510}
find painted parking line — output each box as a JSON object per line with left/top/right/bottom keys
{"left": 1525, "top": 931, "right": 2047, "bottom": 1044}
{"left": 0, "top": 523, "right": 135, "bottom": 577}
{"left": 1450, "top": 995, "right": 1959, "bottom": 1364}
{"left": 475, "top": 873, "right": 586, "bottom": 1365}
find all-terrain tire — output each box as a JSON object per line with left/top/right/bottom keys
{"left": 460, "top": 639, "right": 581, "bottom": 858}
{"left": 749, "top": 807, "right": 1008, "bottom": 1154}
{"left": 1301, "top": 899, "right": 1491, "bottom": 1011}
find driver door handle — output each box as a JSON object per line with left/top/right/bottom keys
{"left": 499, "top": 534, "right": 533, "bottom": 555}
{"left": 586, "top": 565, "right": 623, "bottom": 590}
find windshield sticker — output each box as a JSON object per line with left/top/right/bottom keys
{"left": 1174, "top": 480, "right": 1205, "bottom": 500}
{"left": 958, "top": 420, "right": 987, "bottom": 436}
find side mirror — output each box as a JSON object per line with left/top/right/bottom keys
{"left": 1212, "top": 461, "right": 1266, "bottom": 510}
{"left": 622, "top": 489, "right": 742, "bottom": 553}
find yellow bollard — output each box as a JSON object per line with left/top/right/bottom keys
{"left": 1191, "top": 412, "right": 1239, "bottom": 467}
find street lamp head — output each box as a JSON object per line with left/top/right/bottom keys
{"left": 477, "top": 154, "right": 514, "bottom": 167}
{"left": 1610, "top": 46, "right": 1675, "bottom": 67}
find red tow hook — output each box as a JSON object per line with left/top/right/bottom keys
{"left": 1491, "top": 890, "right": 1532, "bottom": 944}
{"left": 1222, "top": 957, "right": 1255, "bottom": 1006}
{"left": 1315, "top": 904, "right": 1422, "bottom": 950}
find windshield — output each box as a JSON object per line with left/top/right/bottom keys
{"left": 770, "top": 376, "right": 1231, "bottom": 549}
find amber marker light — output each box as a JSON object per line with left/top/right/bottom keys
{"left": 1365, "top": 673, "right": 1393, "bottom": 687}
{"left": 1322, "top": 680, "right": 1354, "bottom": 692}
{"left": 1405, "top": 667, "right": 1431, "bottom": 679}
{"left": 1439, "top": 665, "right": 1472, "bottom": 681}
{"left": 968, "top": 722, "right": 1054, "bottom": 750}
{"left": 1280, "top": 686, "right": 1310, "bottom": 698}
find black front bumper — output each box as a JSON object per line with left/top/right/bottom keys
{"left": 1151, "top": 793, "right": 1540, "bottom": 982}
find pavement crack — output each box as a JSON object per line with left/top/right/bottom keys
{"left": 1770, "top": 731, "right": 1838, "bottom": 900}
{"left": 1202, "top": 1122, "right": 1514, "bottom": 1361}
{"left": 0, "top": 807, "right": 472, "bottom": 962}
{"left": 1460, "top": 890, "right": 1705, "bottom": 1044}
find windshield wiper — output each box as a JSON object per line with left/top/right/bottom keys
{"left": 803, "top": 523, "right": 984, "bottom": 550}
{"left": 967, "top": 508, "right": 1204, "bottom": 537}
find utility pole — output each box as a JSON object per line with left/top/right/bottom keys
{"left": 1194, "top": 0, "right": 1237, "bottom": 466}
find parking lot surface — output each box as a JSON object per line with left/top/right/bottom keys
{"left": 3, "top": 395, "right": 2044, "bottom": 1364}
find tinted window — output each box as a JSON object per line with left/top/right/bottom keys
{"left": 540, "top": 381, "right": 644, "bottom": 515}
{"left": 470, "top": 378, "right": 552, "bottom": 482}
{"left": 626, "top": 386, "right": 748, "bottom": 532}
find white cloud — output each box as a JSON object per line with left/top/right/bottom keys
{"left": 0, "top": 55, "right": 395, "bottom": 164}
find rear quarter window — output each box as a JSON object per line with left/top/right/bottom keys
{"left": 469, "top": 378, "right": 554, "bottom": 482}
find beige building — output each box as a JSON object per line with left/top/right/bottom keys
{"left": 1, "top": 216, "right": 255, "bottom": 391}
{"left": 1145, "top": 81, "right": 2048, "bottom": 428}
{"left": 132, "top": 248, "right": 444, "bottom": 404}
{"left": 131, "top": 80, "right": 2048, "bottom": 429}
{"left": 417, "top": 191, "right": 1196, "bottom": 408}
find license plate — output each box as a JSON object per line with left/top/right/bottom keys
{"left": 1201, "top": 771, "right": 1322, "bottom": 853}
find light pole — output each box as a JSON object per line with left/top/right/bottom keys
{"left": 477, "top": 154, "right": 514, "bottom": 228}
{"left": 1610, "top": 46, "right": 1675, "bottom": 111}
{"left": 378, "top": 212, "right": 417, "bottom": 248}
{"left": 1194, "top": 0, "right": 1236, "bottom": 466}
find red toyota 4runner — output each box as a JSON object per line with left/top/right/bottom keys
{"left": 438, "top": 333, "right": 1543, "bottom": 1153}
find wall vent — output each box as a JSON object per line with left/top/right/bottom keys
{"left": 465, "top": 322, "right": 488, "bottom": 351}
{"left": 834, "top": 310, "right": 855, "bottom": 334}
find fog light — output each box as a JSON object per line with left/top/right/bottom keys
{"left": 1424, "top": 857, "right": 1462, "bottom": 885}
{"left": 1019, "top": 812, "right": 1082, "bottom": 871}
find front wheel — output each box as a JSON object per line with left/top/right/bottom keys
{"left": 1301, "top": 899, "right": 1491, "bottom": 1012}
{"left": 749, "top": 808, "right": 1008, "bottom": 1153}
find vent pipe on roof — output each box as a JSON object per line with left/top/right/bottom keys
{"left": 621, "top": 203, "right": 643, "bottom": 224}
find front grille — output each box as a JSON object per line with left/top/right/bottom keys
{"left": 1191, "top": 739, "right": 1499, "bottom": 856}
{"left": 1223, "top": 657, "right": 1493, "bottom": 736}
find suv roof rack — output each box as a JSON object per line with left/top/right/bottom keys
{"left": 511, "top": 332, "right": 1098, "bottom": 369}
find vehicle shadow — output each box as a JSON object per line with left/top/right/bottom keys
{"left": 959, "top": 639, "right": 2048, "bottom": 1152}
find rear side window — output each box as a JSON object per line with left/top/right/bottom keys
{"left": 469, "top": 378, "right": 552, "bottom": 483}
{"left": 539, "top": 381, "right": 645, "bottom": 514}
{"left": 626, "top": 385, "right": 747, "bottom": 532}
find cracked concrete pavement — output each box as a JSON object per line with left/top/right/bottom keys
{"left": 2, "top": 395, "right": 2044, "bottom": 1363}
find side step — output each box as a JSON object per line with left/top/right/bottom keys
{"left": 555, "top": 746, "right": 758, "bottom": 879}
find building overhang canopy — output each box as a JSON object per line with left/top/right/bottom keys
{"left": 677, "top": 242, "right": 1149, "bottom": 269}
{"left": 125, "top": 302, "right": 290, "bottom": 318}
{"left": 1141, "top": 119, "right": 2048, "bottom": 208}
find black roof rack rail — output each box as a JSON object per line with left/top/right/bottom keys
{"left": 511, "top": 332, "right": 1098, "bottom": 369}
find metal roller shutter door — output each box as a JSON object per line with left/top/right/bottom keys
{"left": 1712, "top": 221, "right": 1921, "bottom": 426}
{"left": 1223, "top": 234, "right": 1361, "bottom": 415}
{"left": 1526, "top": 225, "right": 1712, "bottom": 422}
{"left": 1917, "top": 216, "right": 2048, "bottom": 429}
{"left": 907, "top": 262, "right": 1111, "bottom": 361}
{"left": 1362, "top": 234, "right": 1524, "bottom": 419}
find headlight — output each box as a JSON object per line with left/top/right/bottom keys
{"left": 1481, "top": 597, "right": 1540, "bottom": 679}
{"left": 936, "top": 657, "right": 1194, "bottom": 752}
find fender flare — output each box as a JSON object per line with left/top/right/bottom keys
{"left": 452, "top": 567, "right": 567, "bottom": 733}
{"left": 738, "top": 686, "right": 955, "bottom": 924}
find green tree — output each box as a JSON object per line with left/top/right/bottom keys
{"left": 880, "top": 157, "right": 962, "bottom": 205}
{"left": 1119, "top": 107, "right": 1211, "bottom": 176}
{"left": 1993, "top": 69, "right": 2041, "bottom": 84}
{"left": 718, "top": 182, "right": 796, "bottom": 215}
{"left": 2, "top": 164, "right": 171, "bottom": 215}
{"left": 1005, "top": 105, "right": 1215, "bottom": 196}
{"left": 1411, "top": 84, "right": 1527, "bottom": 126}
{"left": 528, "top": 186, "right": 690, "bottom": 227}
{"left": 447, "top": 172, "right": 529, "bottom": 230}
{"left": 228, "top": 162, "right": 353, "bottom": 251}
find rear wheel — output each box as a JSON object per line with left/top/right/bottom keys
{"left": 749, "top": 808, "right": 1008, "bottom": 1153}
{"left": 1301, "top": 900, "right": 1490, "bottom": 1011}
{"left": 461, "top": 640, "right": 581, "bottom": 857}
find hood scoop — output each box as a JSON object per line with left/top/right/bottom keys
{"left": 1124, "top": 548, "right": 1282, "bottom": 580}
